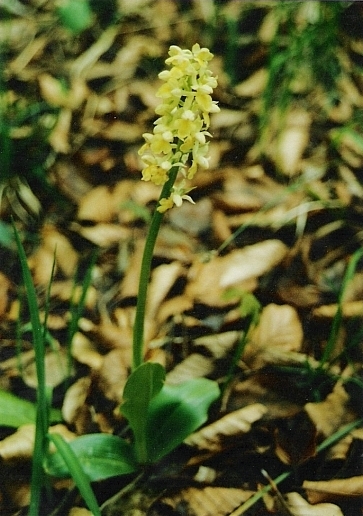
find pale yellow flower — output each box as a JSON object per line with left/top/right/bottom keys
{"left": 139, "top": 44, "right": 219, "bottom": 210}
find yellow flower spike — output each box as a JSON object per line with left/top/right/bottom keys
{"left": 134, "top": 45, "right": 218, "bottom": 369}
{"left": 157, "top": 197, "right": 174, "bottom": 213}
{"left": 139, "top": 43, "right": 219, "bottom": 209}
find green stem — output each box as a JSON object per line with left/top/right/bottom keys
{"left": 132, "top": 166, "right": 179, "bottom": 370}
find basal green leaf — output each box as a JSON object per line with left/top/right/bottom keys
{"left": 0, "top": 389, "right": 61, "bottom": 428}
{"left": 47, "top": 434, "right": 101, "bottom": 516}
{"left": 44, "top": 434, "right": 137, "bottom": 481}
{"left": 145, "top": 378, "right": 219, "bottom": 463}
{"left": 121, "top": 362, "right": 165, "bottom": 463}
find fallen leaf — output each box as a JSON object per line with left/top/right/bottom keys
{"left": 275, "top": 110, "right": 311, "bottom": 176}
{"left": 186, "top": 240, "right": 287, "bottom": 306}
{"left": 0, "top": 272, "right": 11, "bottom": 318}
{"left": 244, "top": 304, "right": 303, "bottom": 369}
{"left": 77, "top": 185, "right": 117, "bottom": 222}
{"left": 71, "top": 332, "right": 103, "bottom": 369}
{"left": 0, "top": 424, "right": 75, "bottom": 461}
{"left": 22, "top": 348, "right": 71, "bottom": 389}
{"left": 74, "top": 223, "right": 130, "bottom": 247}
{"left": 303, "top": 476, "right": 363, "bottom": 503}
{"left": 234, "top": 68, "right": 268, "bottom": 97}
{"left": 304, "top": 382, "right": 357, "bottom": 438}
{"left": 96, "top": 348, "right": 129, "bottom": 403}
{"left": 62, "top": 376, "right": 92, "bottom": 427}
{"left": 161, "top": 486, "right": 254, "bottom": 516}
{"left": 68, "top": 509, "right": 93, "bottom": 516}
{"left": 29, "top": 224, "right": 78, "bottom": 280}
{"left": 194, "top": 331, "right": 241, "bottom": 359}
{"left": 274, "top": 410, "right": 317, "bottom": 465}
{"left": 283, "top": 491, "right": 343, "bottom": 516}
{"left": 185, "top": 404, "right": 267, "bottom": 452}
{"left": 313, "top": 300, "right": 363, "bottom": 318}
{"left": 166, "top": 354, "right": 214, "bottom": 386}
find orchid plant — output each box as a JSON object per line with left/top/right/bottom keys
{"left": 45, "top": 44, "right": 221, "bottom": 486}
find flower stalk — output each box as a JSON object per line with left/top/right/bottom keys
{"left": 132, "top": 166, "right": 178, "bottom": 370}
{"left": 132, "top": 44, "right": 219, "bottom": 369}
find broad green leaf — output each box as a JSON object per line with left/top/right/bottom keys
{"left": 145, "top": 378, "right": 220, "bottom": 463}
{"left": 0, "top": 221, "right": 15, "bottom": 249}
{"left": 44, "top": 434, "right": 137, "bottom": 481}
{"left": 48, "top": 434, "right": 101, "bottom": 516}
{"left": 121, "top": 362, "right": 165, "bottom": 463}
{"left": 57, "top": 0, "right": 93, "bottom": 34}
{"left": 0, "top": 389, "right": 61, "bottom": 428}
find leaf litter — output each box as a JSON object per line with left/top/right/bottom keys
{"left": 0, "top": 1, "right": 363, "bottom": 515}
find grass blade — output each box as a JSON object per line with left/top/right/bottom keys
{"left": 48, "top": 433, "right": 101, "bottom": 516}
{"left": 320, "top": 247, "right": 363, "bottom": 369}
{"left": 13, "top": 223, "right": 49, "bottom": 515}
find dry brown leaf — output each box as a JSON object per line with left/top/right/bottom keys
{"left": 99, "top": 311, "right": 134, "bottom": 352}
{"left": 212, "top": 209, "right": 233, "bottom": 244}
{"left": 274, "top": 411, "right": 317, "bottom": 466}
{"left": 283, "top": 491, "right": 344, "bottom": 516}
{"left": 185, "top": 404, "right": 267, "bottom": 451}
{"left": 50, "top": 281, "right": 97, "bottom": 310}
{"left": 0, "top": 424, "right": 75, "bottom": 461}
{"left": 31, "top": 224, "right": 78, "bottom": 280}
{"left": 68, "top": 509, "right": 93, "bottom": 516}
{"left": 118, "top": 239, "right": 145, "bottom": 300}
{"left": 166, "top": 354, "right": 214, "bottom": 386}
{"left": 156, "top": 295, "right": 194, "bottom": 326}
{"left": 71, "top": 332, "right": 103, "bottom": 369}
{"left": 186, "top": 240, "right": 287, "bottom": 306}
{"left": 303, "top": 476, "right": 363, "bottom": 503}
{"left": 76, "top": 179, "right": 157, "bottom": 225}
{"left": 0, "top": 272, "right": 11, "bottom": 318}
{"left": 244, "top": 304, "right": 303, "bottom": 369}
{"left": 96, "top": 348, "right": 130, "bottom": 403}
{"left": 22, "top": 348, "right": 71, "bottom": 389}
{"left": 275, "top": 110, "right": 311, "bottom": 176}
{"left": 147, "top": 262, "right": 185, "bottom": 322}
{"left": 74, "top": 223, "right": 131, "bottom": 247}
{"left": 234, "top": 68, "right": 268, "bottom": 97}
{"left": 194, "top": 331, "right": 241, "bottom": 359}
{"left": 313, "top": 300, "right": 363, "bottom": 318}
{"left": 49, "top": 108, "right": 72, "bottom": 153}
{"left": 169, "top": 198, "right": 213, "bottom": 236}
{"left": 0, "top": 424, "right": 35, "bottom": 461}
{"left": 304, "top": 382, "right": 357, "bottom": 438}
{"left": 28, "top": 246, "right": 59, "bottom": 286}
{"left": 161, "top": 486, "right": 254, "bottom": 516}
{"left": 62, "top": 376, "right": 92, "bottom": 426}
{"left": 144, "top": 262, "right": 186, "bottom": 342}
{"left": 38, "top": 74, "right": 87, "bottom": 109}
{"left": 210, "top": 109, "right": 249, "bottom": 130}
{"left": 77, "top": 185, "right": 117, "bottom": 222}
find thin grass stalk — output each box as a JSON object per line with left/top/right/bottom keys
{"left": 319, "top": 247, "right": 363, "bottom": 369}
{"left": 13, "top": 225, "right": 49, "bottom": 516}
{"left": 132, "top": 166, "right": 178, "bottom": 370}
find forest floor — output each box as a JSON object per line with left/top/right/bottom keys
{"left": 1, "top": 1, "right": 363, "bottom": 515}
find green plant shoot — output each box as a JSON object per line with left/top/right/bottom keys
{"left": 46, "top": 44, "right": 221, "bottom": 481}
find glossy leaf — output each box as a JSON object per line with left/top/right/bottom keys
{"left": 48, "top": 434, "right": 101, "bottom": 516}
{"left": 145, "top": 378, "right": 220, "bottom": 463}
{"left": 121, "top": 362, "right": 165, "bottom": 463}
{"left": 0, "top": 390, "right": 61, "bottom": 428}
{"left": 44, "top": 434, "right": 137, "bottom": 481}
